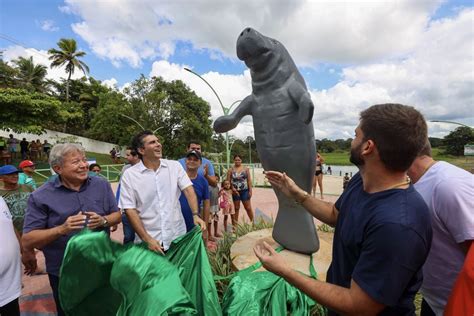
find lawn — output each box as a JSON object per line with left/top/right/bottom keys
{"left": 321, "top": 148, "right": 473, "bottom": 171}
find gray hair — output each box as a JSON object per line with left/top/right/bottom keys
{"left": 49, "top": 143, "right": 86, "bottom": 167}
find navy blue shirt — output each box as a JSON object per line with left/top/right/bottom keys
{"left": 327, "top": 173, "right": 432, "bottom": 315}
{"left": 23, "top": 176, "right": 119, "bottom": 276}
{"left": 179, "top": 174, "right": 210, "bottom": 231}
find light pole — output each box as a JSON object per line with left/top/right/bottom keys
{"left": 430, "top": 120, "right": 472, "bottom": 129}
{"left": 246, "top": 136, "right": 253, "bottom": 165}
{"left": 184, "top": 67, "right": 241, "bottom": 168}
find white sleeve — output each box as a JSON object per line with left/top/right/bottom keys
{"left": 118, "top": 170, "right": 137, "bottom": 210}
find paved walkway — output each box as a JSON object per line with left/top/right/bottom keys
{"left": 19, "top": 175, "right": 343, "bottom": 315}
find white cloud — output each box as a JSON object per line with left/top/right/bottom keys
{"left": 2, "top": 45, "right": 86, "bottom": 82}
{"left": 61, "top": 0, "right": 443, "bottom": 67}
{"left": 54, "top": 1, "right": 472, "bottom": 140}
{"left": 309, "top": 8, "right": 474, "bottom": 139}
{"left": 146, "top": 7, "right": 473, "bottom": 140}
{"left": 149, "top": 60, "right": 254, "bottom": 139}
{"left": 102, "top": 78, "right": 118, "bottom": 89}
{"left": 39, "top": 20, "right": 59, "bottom": 32}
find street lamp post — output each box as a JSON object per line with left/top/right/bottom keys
{"left": 246, "top": 136, "right": 253, "bottom": 165}
{"left": 184, "top": 67, "right": 240, "bottom": 168}
{"left": 430, "top": 120, "right": 472, "bottom": 129}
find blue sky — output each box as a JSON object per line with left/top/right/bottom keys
{"left": 1, "top": 0, "right": 472, "bottom": 140}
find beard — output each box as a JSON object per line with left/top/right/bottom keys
{"left": 349, "top": 142, "right": 365, "bottom": 167}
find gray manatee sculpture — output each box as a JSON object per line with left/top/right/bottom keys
{"left": 214, "top": 27, "right": 319, "bottom": 254}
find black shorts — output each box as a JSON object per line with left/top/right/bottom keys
{"left": 315, "top": 170, "right": 322, "bottom": 176}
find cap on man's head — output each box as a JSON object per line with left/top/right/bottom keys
{"left": 0, "top": 165, "right": 20, "bottom": 175}
{"left": 19, "top": 160, "right": 35, "bottom": 169}
{"left": 186, "top": 150, "right": 202, "bottom": 161}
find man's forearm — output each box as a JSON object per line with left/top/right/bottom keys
{"left": 183, "top": 187, "right": 199, "bottom": 214}
{"left": 22, "top": 227, "right": 64, "bottom": 251}
{"left": 281, "top": 270, "right": 367, "bottom": 315}
{"left": 293, "top": 189, "right": 338, "bottom": 226}
{"left": 203, "top": 200, "right": 210, "bottom": 224}
{"left": 105, "top": 211, "right": 122, "bottom": 226}
{"left": 205, "top": 175, "right": 218, "bottom": 187}
{"left": 125, "top": 209, "right": 153, "bottom": 243}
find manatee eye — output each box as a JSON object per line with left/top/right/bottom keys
{"left": 246, "top": 28, "right": 251, "bottom": 32}
{"left": 240, "top": 32, "right": 244, "bottom": 36}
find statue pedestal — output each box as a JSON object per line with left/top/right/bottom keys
{"left": 230, "top": 228, "right": 333, "bottom": 279}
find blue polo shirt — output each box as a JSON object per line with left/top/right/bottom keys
{"left": 23, "top": 176, "right": 118, "bottom": 276}
{"left": 327, "top": 173, "right": 432, "bottom": 315}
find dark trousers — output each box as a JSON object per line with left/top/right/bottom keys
{"left": 122, "top": 213, "right": 136, "bottom": 244}
{"left": 48, "top": 274, "right": 65, "bottom": 316}
{"left": 0, "top": 297, "right": 20, "bottom": 316}
{"left": 420, "top": 298, "right": 436, "bottom": 316}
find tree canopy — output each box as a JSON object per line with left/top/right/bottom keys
{"left": 0, "top": 88, "right": 63, "bottom": 134}
{"left": 443, "top": 126, "right": 474, "bottom": 156}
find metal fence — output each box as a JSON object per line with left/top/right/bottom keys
{"left": 34, "top": 163, "right": 264, "bottom": 187}
{"left": 34, "top": 164, "right": 125, "bottom": 186}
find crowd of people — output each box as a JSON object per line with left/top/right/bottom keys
{"left": 0, "top": 134, "right": 52, "bottom": 165}
{"left": 0, "top": 103, "right": 472, "bottom": 315}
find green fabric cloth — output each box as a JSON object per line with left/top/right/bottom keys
{"left": 221, "top": 253, "right": 316, "bottom": 316}
{"left": 59, "top": 227, "right": 219, "bottom": 316}
{"left": 222, "top": 270, "right": 315, "bottom": 315}
{"left": 59, "top": 227, "right": 318, "bottom": 316}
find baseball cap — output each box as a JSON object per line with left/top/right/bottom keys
{"left": 0, "top": 165, "right": 20, "bottom": 175}
{"left": 19, "top": 160, "right": 35, "bottom": 169}
{"left": 186, "top": 150, "right": 202, "bottom": 161}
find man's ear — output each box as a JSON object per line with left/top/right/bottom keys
{"left": 363, "top": 139, "right": 376, "bottom": 155}
{"left": 137, "top": 147, "right": 145, "bottom": 156}
{"left": 52, "top": 165, "right": 61, "bottom": 174}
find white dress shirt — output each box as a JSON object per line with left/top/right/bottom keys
{"left": 119, "top": 159, "right": 192, "bottom": 250}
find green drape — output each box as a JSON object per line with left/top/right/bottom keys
{"left": 59, "top": 227, "right": 319, "bottom": 315}
{"left": 59, "top": 227, "right": 219, "bottom": 315}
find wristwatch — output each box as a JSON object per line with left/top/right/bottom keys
{"left": 102, "top": 217, "right": 109, "bottom": 228}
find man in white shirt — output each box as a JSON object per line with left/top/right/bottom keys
{"left": 0, "top": 197, "right": 21, "bottom": 316}
{"left": 408, "top": 142, "right": 473, "bottom": 315}
{"left": 119, "top": 131, "right": 206, "bottom": 253}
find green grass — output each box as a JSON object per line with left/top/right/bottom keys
{"left": 321, "top": 148, "right": 473, "bottom": 171}
{"left": 320, "top": 151, "right": 352, "bottom": 165}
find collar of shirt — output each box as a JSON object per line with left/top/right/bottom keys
{"left": 53, "top": 175, "right": 92, "bottom": 192}
{"left": 136, "top": 159, "right": 169, "bottom": 173}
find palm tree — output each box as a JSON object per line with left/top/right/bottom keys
{"left": 12, "top": 56, "right": 48, "bottom": 92}
{"left": 48, "top": 38, "right": 89, "bottom": 102}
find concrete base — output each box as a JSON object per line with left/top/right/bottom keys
{"left": 230, "top": 228, "right": 333, "bottom": 280}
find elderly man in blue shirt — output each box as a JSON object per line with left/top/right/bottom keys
{"left": 21, "top": 143, "right": 121, "bottom": 316}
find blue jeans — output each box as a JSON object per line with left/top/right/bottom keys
{"left": 122, "top": 213, "right": 135, "bottom": 244}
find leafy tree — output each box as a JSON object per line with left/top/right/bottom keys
{"left": 87, "top": 90, "right": 137, "bottom": 145}
{"left": 443, "top": 126, "right": 474, "bottom": 156}
{"left": 12, "top": 56, "right": 48, "bottom": 93}
{"left": 0, "top": 88, "right": 63, "bottom": 134}
{"left": 428, "top": 137, "right": 443, "bottom": 148}
{"left": 87, "top": 75, "right": 213, "bottom": 158}
{"left": 0, "top": 57, "right": 18, "bottom": 89}
{"left": 48, "top": 38, "right": 89, "bottom": 102}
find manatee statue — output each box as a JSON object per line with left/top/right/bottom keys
{"left": 214, "top": 27, "right": 319, "bottom": 254}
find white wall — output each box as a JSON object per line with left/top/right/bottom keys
{"left": 0, "top": 129, "right": 118, "bottom": 155}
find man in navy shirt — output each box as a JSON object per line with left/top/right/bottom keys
{"left": 21, "top": 143, "right": 122, "bottom": 316}
{"left": 256, "top": 103, "right": 432, "bottom": 315}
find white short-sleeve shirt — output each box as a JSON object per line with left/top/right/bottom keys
{"left": 415, "top": 161, "right": 474, "bottom": 314}
{"left": 119, "top": 159, "right": 192, "bottom": 250}
{"left": 0, "top": 197, "right": 21, "bottom": 307}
